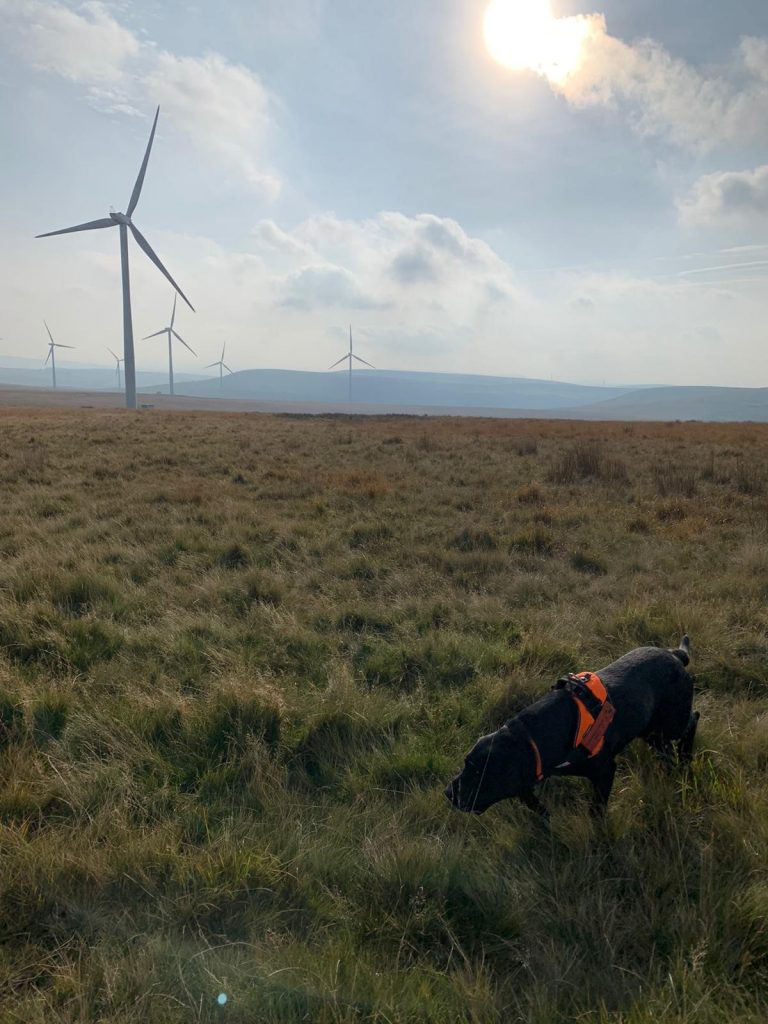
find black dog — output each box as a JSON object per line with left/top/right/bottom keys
{"left": 445, "top": 636, "right": 698, "bottom": 817}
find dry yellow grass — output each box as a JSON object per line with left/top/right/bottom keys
{"left": 1, "top": 408, "right": 767, "bottom": 1023}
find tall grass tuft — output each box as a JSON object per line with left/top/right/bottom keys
{"left": 548, "top": 440, "right": 629, "bottom": 484}
{"left": 653, "top": 459, "right": 697, "bottom": 497}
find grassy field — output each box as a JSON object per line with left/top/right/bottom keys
{"left": 1, "top": 408, "right": 767, "bottom": 1023}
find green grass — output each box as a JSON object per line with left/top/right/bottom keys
{"left": 0, "top": 409, "right": 767, "bottom": 1022}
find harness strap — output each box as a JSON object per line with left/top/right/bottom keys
{"left": 514, "top": 720, "right": 545, "bottom": 783}
{"left": 529, "top": 737, "right": 544, "bottom": 782}
{"left": 553, "top": 671, "right": 615, "bottom": 759}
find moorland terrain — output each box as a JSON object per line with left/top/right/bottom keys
{"left": 1, "top": 408, "right": 767, "bottom": 1023}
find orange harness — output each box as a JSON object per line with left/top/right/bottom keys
{"left": 527, "top": 671, "right": 615, "bottom": 782}
{"left": 560, "top": 672, "right": 615, "bottom": 758}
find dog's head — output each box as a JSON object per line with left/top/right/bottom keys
{"left": 444, "top": 721, "right": 531, "bottom": 814}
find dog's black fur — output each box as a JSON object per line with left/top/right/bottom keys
{"left": 445, "top": 636, "right": 698, "bottom": 817}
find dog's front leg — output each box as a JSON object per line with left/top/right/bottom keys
{"left": 520, "top": 790, "right": 550, "bottom": 820}
{"left": 589, "top": 760, "right": 617, "bottom": 816}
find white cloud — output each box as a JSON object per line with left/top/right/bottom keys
{"left": 4, "top": 1, "right": 279, "bottom": 195}
{"left": 521, "top": 10, "right": 768, "bottom": 149}
{"left": 252, "top": 211, "right": 526, "bottom": 328}
{"left": 144, "top": 52, "right": 279, "bottom": 197}
{"left": 678, "top": 165, "right": 768, "bottom": 225}
{"left": 17, "top": 0, "right": 139, "bottom": 83}
{"left": 741, "top": 37, "right": 768, "bottom": 82}
{"left": 280, "top": 265, "right": 390, "bottom": 311}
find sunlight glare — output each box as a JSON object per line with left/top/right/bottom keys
{"left": 484, "top": 0, "right": 591, "bottom": 84}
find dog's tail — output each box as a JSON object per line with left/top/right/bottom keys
{"left": 671, "top": 633, "right": 691, "bottom": 666}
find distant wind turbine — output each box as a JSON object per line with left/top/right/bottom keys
{"left": 43, "top": 322, "right": 74, "bottom": 390}
{"left": 329, "top": 324, "right": 375, "bottom": 402}
{"left": 143, "top": 293, "right": 196, "bottom": 395}
{"left": 206, "top": 343, "right": 233, "bottom": 388}
{"left": 35, "top": 107, "right": 194, "bottom": 410}
{"left": 108, "top": 347, "right": 125, "bottom": 389}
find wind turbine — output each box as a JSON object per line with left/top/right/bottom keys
{"left": 206, "top": 343, "right": 233, "bottom": 388}
{"left": 36, "top": 107, "right": 194, "bottom": 410}
{"left": 43, "top": 322, "right": 74, "bottom": 390}
{"left": 143, "top": 293, "right": 196, "bottom": 395}
{"left": 328, "top": 324, "right": 375, "bottom": 402}
{"left": 108, "top": 347, "right": 124, "bottom": 389}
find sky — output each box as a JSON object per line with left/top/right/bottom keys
{"left": 1, "top": 0, "right": 767, "bottom": 386}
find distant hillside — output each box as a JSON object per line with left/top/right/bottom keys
{"left": 165, "top": 368, "right": 633, "bottom": 410}
{"left": 5, "top": 364, "right": 767, "bottom": 421}
{"left": 556, "top": 386, "right": 768, "bottom": 422}
{"left": 0, "top": 366, "right": 209, "bottom": 391}
{"left": 165, "top": 369, "right": 768, "bottom": 421}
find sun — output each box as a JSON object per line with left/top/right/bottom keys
{"left": 483, "top": 0, "right": 590, "bottom": 84}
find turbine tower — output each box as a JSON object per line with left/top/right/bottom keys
{"left": 36, "top": 107, "right": 194, "bottom": 410}
{"left": 328, "top": 324, "right": 375, "bottom": 402}
{"left": 43, "top": 322, "right": 74, "bottom": 390}
{"left": 143, "top": 293, "right": 196, "bottom": 395}
{"left": 108, "top": 347, "right": 124, "bottom": 389}
{"left": 206, "top": 343, "right": 233, "bottom": 388}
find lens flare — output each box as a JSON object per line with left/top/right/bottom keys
{"left": 484, "top": 0, "right": 591, "bottom": 84}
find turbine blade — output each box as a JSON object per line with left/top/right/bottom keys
{"left": 170, "top": 292, "right": 177, "bottom": 329}
{"left": 44, "top": 321, "right": 54, "bottom": 344}
{"left": 108, "top": 348, "right": 120, "bottom": 360}
{"left": 221, "top": 342, "right": 226, "bottom": 361}
{"left": 36, "top": 218, "right": 115, "bottom": 238}
{"left": 223, "top": 364, "right": 233, "bottom": 373}
{"left": 142, "top": 328, "right": 167, "bottom": 340}
{"left": 44, "top": 349, "right": 51, "bottom": 365}
{"left": 204, "top": 361, "right": 219, "bottom": 369}
{"left": 126, "top": 107, "right": 160, "bottom": 217}
{"left": 172, "top": 329, "right": 196, "bottom": 356}
{"left": 328, "top": 354, "right": 347, "bottom": 369}
{"left": 129, "top": 224, "right": 195, "bottom": 311}
{"left": 352, "top": 355, "right": 375, "bottom": 369}
{"left": 54, "top": 344, "right": 75, "bottom": 349}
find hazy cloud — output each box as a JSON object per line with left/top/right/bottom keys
{"left": 15, "top": 0, "right": 139, "bottom": 83}
{"left": 280, "top": 265, "right": 389, "bottom": 311}
{"left": 254, "top": 211, "right": 526, "bottom": 324}
{"left": 741, "top": 36, "right": 768, "bottom": 81}
{"left": 5, "top": 0, "right": 280, "bottom": 195}
{"left": 533, "top": 12, "right": 768, "bottom": 149}
{"left": 416, "top": 215, "right": 491, "bottom": 263}
{"left": 389, "top": 245, "right": 440, "bottom": 285}
{"left": 144, "top": 52, "right": 279, "bottom": 196}
{"left": 678, "top": 165, "right": 768, "bottom": 225}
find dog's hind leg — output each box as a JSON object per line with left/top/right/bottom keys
{"left": 675, "top": 711, "right": 700, "bottom": 763}
{"left": 644, "top": 729, "right": 676, "bottom": 763}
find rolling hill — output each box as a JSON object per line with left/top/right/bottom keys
{"left": 163, "top": 368, "right": 634, "bottom": 409}
{"left": 0, "top": 365, "right": 209, "bottom": 392}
